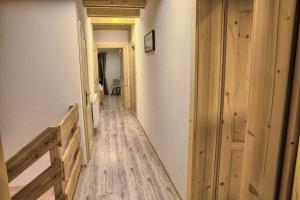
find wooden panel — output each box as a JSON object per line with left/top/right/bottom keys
{"left": 217, "top": 0, "right": 254, "bottom": 199}
{"left": 192, "top": 0, "right": 225, "bottom": 199}
{"left": 78, "top": 21, "right": 94, "bottom": 161}
{"left": 6, "top": 127, "right": 59, "bottom": 182}
{"left": 228, "top": 150, "right": 244, "bottom": 199}
{"left": 62, "top": 126, "right": 81, "bottom": 173}
{"left": 0, "top": 137, "right": 10, "bottom": 200}
{"left": 65, "top": 149, "right": 82, "bottom": 200}
{"left": 83, "top": 0, "right": 146, "bottom": 8}
{"left": 280, "top": 25, "right": 300, "bottom": 199}
{"left": 292, "top": 138, "right": 300, "bottom": 199}
{"left": 242, "top": 0, "right": 297, "bottom": 198}
{"left": 12, "top": 161, "right": 64, "bottom": 200}
{"left": 87, "top": 7, "right": 140, "bottom": 17}
{"left": 59, "top": 104, "right": 79, "bottom": 142}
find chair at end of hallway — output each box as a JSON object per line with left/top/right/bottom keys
{"left": 111, "top": 79, "right": 121, "bottom": 96}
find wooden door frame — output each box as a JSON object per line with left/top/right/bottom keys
{"left": 279, "top": 6, "right": 300, "bottom": 198}
{"left": 188, "top": 0, "right": 298, "bottom": 199}
{"left": 129, "top": 43, "right": 137, "bottom": 115}
{"left": 187, "top": 0, "right": 226, "bottom": 199}
{"left": 95, "top": 43, "right": 131, "bottom": 110}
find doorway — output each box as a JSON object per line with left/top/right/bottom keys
{"left": 95, "top": 43, "right": 135, "bottom": 111}
{"left": 98, "top": 48, "right": 122, "bottom": 97}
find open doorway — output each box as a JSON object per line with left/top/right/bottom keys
{"left": 97, "top": 47, "right": 126, "bottom": 109}
{"left": 98, "top": 48, "right": 122, "bottom": 97}
{"left": 95, "top": 43, "right": 133, "bottom": 111}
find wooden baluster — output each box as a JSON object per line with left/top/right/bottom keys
{"left": 49, "top": 126, "right": 66, "bottom": 200}
{"left": 0, "top": 137, "right": 11, "bottom": 200}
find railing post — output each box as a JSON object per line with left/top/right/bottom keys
{"left": 49, "top": 127, "right": 66, "bottom": 200}
{"left": 0, "top": 137, "right": 11, "bottom": 200}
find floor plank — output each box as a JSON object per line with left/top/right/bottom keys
{"left": 74, "top": 96, "right": 180, "bottom": 200}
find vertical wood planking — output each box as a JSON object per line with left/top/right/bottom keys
{"left": 218, "top": 0, "right": 254, "bottom": 199}
{"left": 292, "top": 138, "right": 300, "bottom": 199}
{"left": 242, "top": 0, "right": 297, "bottom": 199}
{"left": 280, "top": 24, "right": 300, "bottom": 199}
{"left": 193, "top": 0, "right": 225, "bottom": 199}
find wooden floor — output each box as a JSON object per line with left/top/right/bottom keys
{"left": 74, "top": 96, "right": 180, "bottom": 200}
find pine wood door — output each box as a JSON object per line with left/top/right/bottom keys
{"left": 78, "top": 21, "right": 93, "bottom": 161}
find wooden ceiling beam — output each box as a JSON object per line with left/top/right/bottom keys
{"left": 93, "top": 24, "right": 131, "bottom": 30}
{"left": 83, "top": 0, "right": 146, "bottom": 8}
{"left": 87, "top": 7, "right": 140, "bottom": 17}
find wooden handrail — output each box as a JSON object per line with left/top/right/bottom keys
{"left": 5, "top": 103, "right": 83, "bottom": 200}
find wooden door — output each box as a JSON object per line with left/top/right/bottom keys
{"left": 217, "top": 0, "right": 254, "bottom": 199}
{"left": 78, "top": 21, "right": 93, "bottom": 161}
{"left": 0, "top": 137, "right": 11, "bottom": 200}
{"left": 190, "top": 0, "right": 298, "bottom": 199}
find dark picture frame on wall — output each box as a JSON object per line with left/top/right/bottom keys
{"left": 144, "top": 30, "right": 155, "bottom": 53}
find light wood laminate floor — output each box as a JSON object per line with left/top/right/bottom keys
{"left": 74, "top": 96, "right": 181, "bottom": 200}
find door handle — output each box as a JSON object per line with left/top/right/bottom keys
{"left": 85, "top": 91, "right": 91, "bottom": 104}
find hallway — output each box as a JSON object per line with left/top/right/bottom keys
{"left": 74, "top": 96, "right": 180, "bottom": 200}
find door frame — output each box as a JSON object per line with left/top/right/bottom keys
{"left": 187, "top": 0, "right": 298, "bottom": 199}
{"left": 279, "top": 8, "right": 300, "bottom": 198}
{"left": 95, "top": 43, "right": 131, "bottom": 110}
{"left": 129, "top": 43, "right": 137, "bottom": 115}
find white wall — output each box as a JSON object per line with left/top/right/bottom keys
{"left": 134, "top": 0, "right": 193, "bottom": 197}
{"left": 105, "top": 50, "right": 121, "bottom": 94}
{"left": 0, "top": 0, "right": 86, "bottom": 186}
{"left": 94, "top": 30, "right": 128, "bottom": 44}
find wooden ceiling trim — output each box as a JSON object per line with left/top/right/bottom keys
{"left": 93, "top": 24, "right": 131, "bottom": 30}
{"left": 83, "top": 0, "right": 146, "bottom": 8}
{"left": 87, "top": 7, "right": 140, "bottom": 17}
